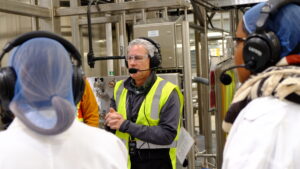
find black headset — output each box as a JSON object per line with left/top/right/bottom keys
{"left": 243, "top": 0, "right": 300, "bottom": 73}
{"left": 125, "top": 37, "right": 162, "bottom": 69}
{"left": 0, "top": 31, "right": 85, "bottom": 114}
{"left": 72, "top": 65, "right": 85, "bottom": 105}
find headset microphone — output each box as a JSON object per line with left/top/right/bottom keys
{"left": 128, "top": 68, "right": 155, "bottom": 74}
{"left": 219, "top": 61, "right": 255, "bottom": 85}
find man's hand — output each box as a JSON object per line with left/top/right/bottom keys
{"left": 104, "top": 108, "right": 125, "bottom": 130}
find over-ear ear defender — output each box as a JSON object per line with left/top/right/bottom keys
{"left": 243, "top": 0, "right": 300, "bottom": 73}
{"left": 139, "top": 37, "right": 161, "bottom": 68}
{"left": 0, "top": 67, "right": 16, "bottom": 112}
{"left": 72, "top": 65, "right": 85, "bottom": 105}
{"left": 0, "top": 31, "right": 84, "bottom": 112}
{"left": 0, "top": 67, "right": 16, "bottom": 128}
{"left": 125, "top": 37, "right": 162, "bottom": 69}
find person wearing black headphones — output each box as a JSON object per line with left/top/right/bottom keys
{"left": 0, "top": 31, "right": 127, "bottom": 169}
{"left": 105, "top": 38, "right": 184, "bottom": 169}
{"left": 222, "top": 1, "right": 300, "bottom": 168}
{"left": 0, "top": 65, "right": 99, "bottom": 129}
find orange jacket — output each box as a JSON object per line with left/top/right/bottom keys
{"left": 77, "top": 79, "right": 99, "bottom": 127}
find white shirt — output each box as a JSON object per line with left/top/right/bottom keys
{"left": 222, "top": 96, "right": 300, "bottom": 169}
{"left": 0, "top": 119, "right": 127, "bottom": 169}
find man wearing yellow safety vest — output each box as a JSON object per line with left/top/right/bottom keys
{"left": 105, "top": 37, "right": 184, "bottom": 169}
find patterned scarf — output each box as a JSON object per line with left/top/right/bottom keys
{"left": 223, "top": 54, "right": 300, "bottom": 132}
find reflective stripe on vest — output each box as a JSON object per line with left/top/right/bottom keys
{"left": 136, "top": 140, "right": 177, "bottom": 149}
{"left": 150, "top": 79, "right": 167, "bottom": 120}
{"left": 76, "top": 102, "right": 83, "bottom": 122}
{"left": 115, "top": 81, "right": 124, "bottom": 110}
{"left": 120, "top": 138, "right": 126, "bottom": 146}
{"left": 115, "top": 78, "right": 168, "bottom": 121}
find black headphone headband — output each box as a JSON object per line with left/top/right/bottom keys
{"left": 138, "top": 37, "right": 161, "bottom": 56}
{"left": 0, "top": 31, "right": 82, "bottom": 67}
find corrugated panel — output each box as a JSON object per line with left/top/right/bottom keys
{"left": 210, "top": 0, "right": 267, "bottom": 7}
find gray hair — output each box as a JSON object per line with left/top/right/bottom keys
{"left": 127, "top": 38, "right": 158, "bottom": 58}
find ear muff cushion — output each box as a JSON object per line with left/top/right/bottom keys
{"left": 265, "top": 31, "right": 280, "bottom": 63}
{"left": 243, "top": 34, "right": 273, "bottom": 73}
{"left": 0, "top": 67, "right": 16, "bottom": 111}
{"left": 150, "top": 55, "right": 161, "bottom": 68}
{"left": 72, "top": 66, "right": 85, "bottom": 105}
{"left": 149, "top": 47, "right": 161, "bottom": 68}
{"left": 125, "top": 59, "right": 128, "bottom": 68}
{"left": 0, "top": 67, "right": 16, "bottom": 128}
{"left": 0, "top": 106, "right": 14, "bottom": 129}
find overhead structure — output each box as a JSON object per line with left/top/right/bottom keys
{"left": 210, "top": 0, "right": 267, "bottom": 8}
{"left": 0, "top": 0, "right": 50, "bottom": 18}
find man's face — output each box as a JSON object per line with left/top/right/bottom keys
{"left": 234, "top": 20, "right": 251, "bottom": 83}
{"left": 127, "top": 44, "right": 151, "bottom": 82}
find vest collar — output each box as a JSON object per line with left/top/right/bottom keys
{"left": 125, "top": 71, "right": 157, "bottom": 94}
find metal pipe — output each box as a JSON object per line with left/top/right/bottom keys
{"left": 190, "top": 23, "right": 230, "bottom": 34}
{"left": 106, "top": 13, "right": 114, "bottom": 76}
{"left": 199, "top": 5, "right": 213, "bottom": 157}
{"left": 193, "top": 11, "right": 204, "bottom": 135}
{"left": 163, "top": 7, "right": 168, "bottom": 21}
{"left": 141, "top": 8, "right": 146, "bottom": 22}
{"left": 221, "top": 12, "right": 225, "bottom": 59}
{"left": 87, "top": 0, "right": 95, "bottom": 68}
{"left": 195, "top": 153, "right": 217, "bottom": 158}
{"left": 192, "top": 77, "right": 209, "bottom": 85}
{"left": 182, "top": 20, "right": 195, "bottom": 169}
{"left": 90, "top": 56, "right": 125, "bottom": 61}
{"left": 189, "top": 23, "right": 205, "bottom": 31}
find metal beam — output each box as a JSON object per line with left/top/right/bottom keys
{"left": 182, "top": 20, "right": 195, "bottom": 169}
{"left": 210, "top": 0, "right": 266, "bottom": 7}
{"left": 98, "top": 0, "right": 190, "bottom": 12}
{"left": 70, "top": 0, "right": 83, "bottom": 55}
{"left": 77, "top": 13, "right": 142, "bottom": 25}
{"left": 78, "top": 16, "right": 121, "bottom": 25}
{"left": 0, "top": 0, "right": 51, "bottom": 18}
{"left": 55, "top": 0, "right": 190, "bottom": 16}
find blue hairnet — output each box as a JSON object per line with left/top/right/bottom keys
{"left": 8, "top": 37, "right": 76, "bottom": 135}
{"left": 243, "top": 2, "right": 300, "bottom": 58}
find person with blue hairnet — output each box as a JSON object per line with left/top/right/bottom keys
{"left": 0, "top": 34, "right": 127, "bottom": 169}
{"left": 222, "top": 1, "right": 300, "bottom": 168}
